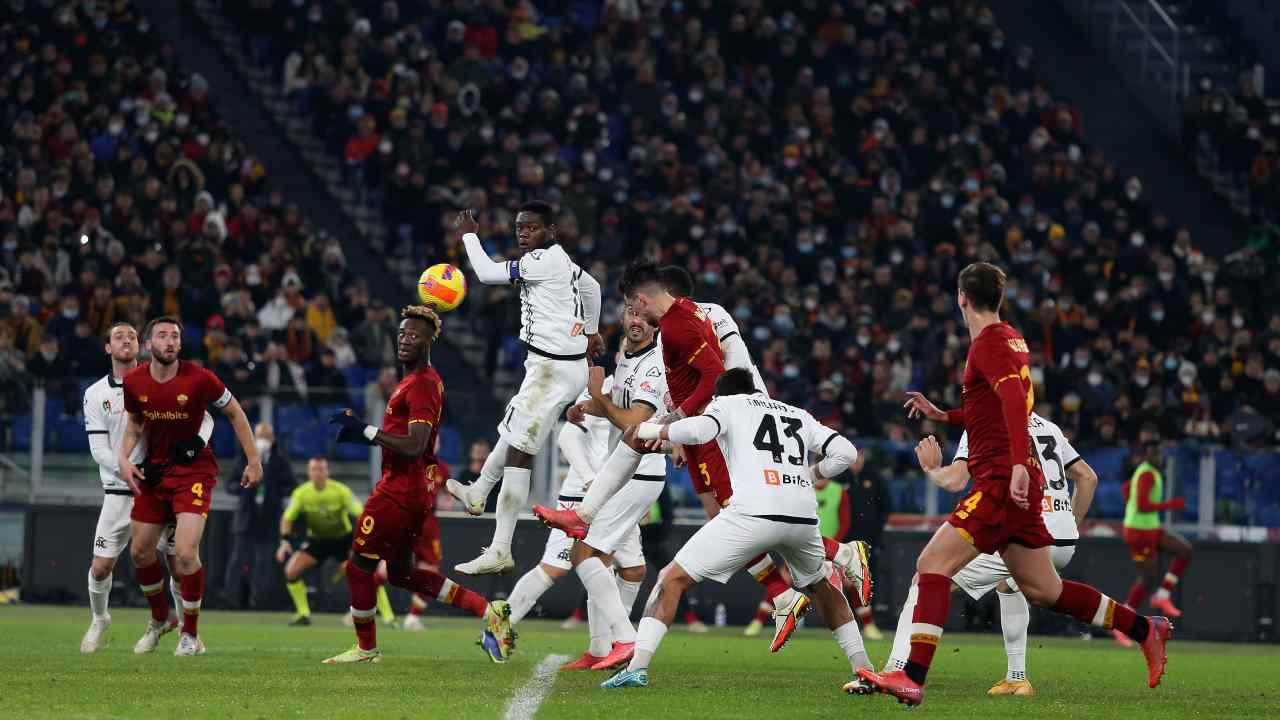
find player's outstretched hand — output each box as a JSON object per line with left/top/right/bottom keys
{"left": 455, "top": 208, "right": 479, "bottom": 236}
{"left": 586, "top": 333, "right": 605, "bottom": 360}
{"left": 1010, "top": 464, "right": 1030, "bottom": 509}
{"left": 903, "top": 391, "right": 947, "bottom": 421}
{"left": 242, "top": 459, "right": 263, "bottom": 489}
{"left": 915, "top": 435, "right": 943, "bottom": 471}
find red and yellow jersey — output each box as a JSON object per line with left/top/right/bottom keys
{"left": 378, "top": 365, "right": 444, "bottom": 511}
{"left": 659, "top": 297, "right": 725, "bottom": 417}
{"left": 123, "top": 361, "right": 227, "bottom": 477}
{"left": 959, "top": 322, "right": 1042, "bottom": 497}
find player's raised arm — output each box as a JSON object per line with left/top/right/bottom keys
{"left": 575, "top": 265, "right": 604, "bottom": 357}
{"left": 456, "top": 209, "right": 511, "bottom": 285}
{"left": 915, "top": 434, "right": 971, "bottom": 493}
{"left": 804, "top": 415, "right": 858, "bottom": 482}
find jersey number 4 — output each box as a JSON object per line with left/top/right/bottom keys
{"left": 753, "top": 414, "right": 805, "bottom": 466}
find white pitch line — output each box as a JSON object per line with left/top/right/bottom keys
{"left": 503, "top": 654, "right": 569, "bottom": 720}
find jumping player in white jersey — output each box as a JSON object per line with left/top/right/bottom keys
{"left": 601, "top": 367, "right": 873, "bottom": 690}
{"left": 79, "top": 321, "right": 213, "bottom": 653}
{"left": 882, "top": 412, "right": 1098, "bottom": 697}
{"left": 450, "top": 204, "right": 603, "bottom": 575}
{"left": 659, "top": 266, "right": 767, "bottom": 396}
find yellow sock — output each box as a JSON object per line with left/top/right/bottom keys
{"left": 286, "top": 579, "right": 310, "bottom": 617}
{"left": 376, "top": 586, "right": 394, "bottom": 624}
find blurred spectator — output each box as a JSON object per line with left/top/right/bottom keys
{"left": 305, "top": 349, "right": 348, "bottom": 406}
{"left": 223, "top": 423, "right": 295, "bottom": 609}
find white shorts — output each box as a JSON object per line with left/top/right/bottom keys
{"left": 540, "top": 498, "right": 581, "bottom": 571}
{"left": 93, "top": 493, "right": 176, "bottom": 558}
{"left": 952, "top": 544, "right": 1077, "bottom": 601}
{"left": 582, "top": 477, "right": 663, "bottom": 569}
{"left": 499, "top": 354, "right": 587, "bottom": 455}
{"left": 674, "top": 511, "right": 827, "bottom": 588}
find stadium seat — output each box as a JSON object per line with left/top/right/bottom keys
{"left": 8, "top": 414, "right": 33, "bottom": 452}
{"left": 273, "top": 404, "right": 316, "bottom": 433}
{"left": 50, "top": 416, "right": 88, "bottom": 453}
{"left": 437, "top": 425, "right": 461, "bottom": 466}
{"left": 332, "top": 441, "right": 370, "bottom": 462}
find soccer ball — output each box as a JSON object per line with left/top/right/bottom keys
{"left": 417, "top": 263, "right": 467, "bottom": 311}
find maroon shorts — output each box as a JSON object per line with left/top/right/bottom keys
{"left": 947, "top": 479, "right": 1053, "bottom": 555}
{"left": 1123, "top": 528, "right": 1163, "bottom": 562}
{"left": 351, "top": 489, "right": 425, "bottom": 564}
{"left": 685, "top": 440, "right": 732, "bottom": 507}
{"left": 131, "top": 471, "right": 216, "bottom": 524}
{"left": 412, "top": 511, "right": 442, "bottom": 566}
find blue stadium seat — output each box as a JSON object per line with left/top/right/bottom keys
{"left": 333, "top": 442, "right": 370, "bottom": 461}
{"left": 52, "top": 415, "right": 89, "bottom": 452}
{"left": 9, "top": 413, "right": 33, "bottom": 451}
{"left": 437, "top": 425, "right": 461, "bottom": 466}
{"left": 210, "top": 417, "right": 236, "bottom": 458}
{"left": 341, "top": 366, "right": 367, "bottom": 390}
{"left": 274, "top": 403, "right": 315, "bottom": 433}
{"left": 1094, "top": 480, "right": 1125, "bottom": 519}
{"left": 286, "top": 418, "right": 327, "bottom": 459}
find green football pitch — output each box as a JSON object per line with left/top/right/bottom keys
{"left": 2, "top": 605, "right": 1275, "bottom": 718}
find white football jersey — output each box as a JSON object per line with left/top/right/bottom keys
{"left": 559, "top": 382, "right": 613, "bottom": 498}
{"left": 611, "top": 341, "right": 670, "bottom": 476}
{"left": 696, "top": 301, "right": 767, "bottom": 395}
{"left": 955, "top": 412, "right": 1080, "bottom": 540}
{"left": 702, "top": 392, "right": 840, "bottom": 520}
{"left": 84, "top": 375, "right": 141, "bottom": 491}
{"left": 509, "top": 243, "right": 592, "bottom": 357}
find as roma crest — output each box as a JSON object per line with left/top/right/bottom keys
{"left": 177, "top": 394, "right": 189, "bottom": 406}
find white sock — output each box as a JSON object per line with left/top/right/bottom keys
{"left": 833, "top": 620, "right": 872, "bottom": 672}
{"left": 578, "top": 444, "right": 643, "bottom": 522}
{"left": 616, "top": 576, "right": 643, "bottom": 620}
{"left": 88, "top": 570, "right": 112, "bottom": 618}
{"left": 508, "top": 566, "right": 556, "bottom": 624}
{"left": 587, "top": 598, "right": 612, "bottom": 657}
{"left": 627, "top": 616, "right": 669, "bottom": 672}
{"left": 470, "top": 439, "right": 509, "bottom": 500}
{"left": 886, "top": 583, "right": 917, "bottom": 672}
{"left": 575, "top": 557, "right": 636, "bottom": 643}
{"left": 169, "top": 576, "right": 182, "bottom": 618}
{"left": 998, "top": 590, "right": 1029, "bottom": 682}
{"left": 490, "top": 466, "right": 531, "bottom": 554}
{"left": 1152, "top": 585, "right": 1171, "bottom": 601}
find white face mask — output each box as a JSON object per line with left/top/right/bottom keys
{"left": 255, "top": 438, "right": 272, "bottom": 455}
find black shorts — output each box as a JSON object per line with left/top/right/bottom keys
{"left": 300, "top": 534, "right": 354, "bottom": 564}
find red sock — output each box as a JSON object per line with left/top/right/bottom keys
{"left": 903, "top": 572, "right": 950, "bottom": 685}
{"left": 410, "top": 593, "right": 427, "bottom": 616}
{"left": 570, "top": 606, "right": 585, "bottom": 621}
{"left": 1163, "top": 556, "right": 1190, "bottom": 590}
{"left": 1053, "top": 580, "right": 1149, "bottom": 642}
{"left": 745, "top": 554, "right": 792, "bottom": 599}
{"left": 822, "top": 536, "right": 840, "bottom": 561}
{"left": 389, "top": 565, "right": 488, "bottom": 618}
{"left": 682, "top": 609, "right": 700, "bottom": 625}
{"left": 347, "top": 561, "right": 380, "bottom": 650}
{"left": 179, "top": 567, "right": 204, "bottom": 636}
{"left": 754, "top": 601, "right": 773, "bottom": 624}
{"left": 136, "top": 562, "right": 170, "bottom": 622}
{"left": 1126, "top": 581, "right": 1147, "bottom": 609}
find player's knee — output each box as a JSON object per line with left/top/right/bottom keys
{"left": 129, "top": 544, "right": 153, "bottom": 568}
{"left": 659, "top": 563, "right": 693, "bottom": 591}
{"left": 173, "top": 545, "right": 200, "bottom": 574}
{"left": 1019, "top": 582, "right": 1054, "bottom": 607}
{"left": 89, "top": 558, "right": 115, "bottom": 581}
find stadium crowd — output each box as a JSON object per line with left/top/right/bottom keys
{"left": 0, "top": 1, "right": 407, "bottom": 445}
{"left": 224, "top": 0, "right": 1280, "bottom": 447}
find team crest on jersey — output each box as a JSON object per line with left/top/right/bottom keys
{"left": 177, "top": 394, "right": 189, "bottom": 406}
{"left": 102, "top": 400, "right": 111, "bottom": 413}
{"left": 139, "top": 395, "right": 148, "bottom": 403}
{"left": 645, "top": 367, "right": 661, "bottom": 377}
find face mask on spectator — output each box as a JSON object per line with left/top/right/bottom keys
{"left": 1232, "top": 314, "right": 1245, "bottom": 329}
{"left": 940, "top": 193, "right": 955, "bottom": 208}
{"left": 734, "top": 303, "right": 751, "bottom": 322}
{"left": 1134, "top": 372, "right": 1150, "bottom": 387}
{"left": 1017, "top": 296, "right": 1033, "bottom": 311}
{"left": 1201, "top": 271, "right": 1214, "bottom": 285}
{"left": 690, "top": 225, "right": 705, "bottom": 239}
{"left": 1157, "top": 271, "right": 1173, "bottom": 284}
{"left": 963, "top": 178, "right": 979, "bottom": 194}
{"left": 1164, "top": 356, "right": 1178, "bottom": 370}
{"left": 175, "top": 113, "right": 190, "bottom": 129}
{"left": 1246, "top": 127, "right": 1261, "bottom": 140}
{"left": 1074, "top": 353, "right": 1090, "bottom": 368}
{"left": 889, "top": 249, "right": 904, "bottom": 265}
{"left": 108, "top": 121, "right": 124, "bottom": 135}
{"left": 1087, "top": 371, "right": 1103, "bottom": 387}
{"left": 887, "top": 338, "right": 902, "bottom": 354}
{"left": 841, "top": 246, "right": 856, "bottom": 259}
{"left": 783, "top": 364, "right": 799, "bottom": 379}
{"left": 752, "top": 325, "right": 771, "bottom": 342}
{"left": 1067, "top": 144, "right": 1082, "bottom": 163}
{"left": 1130, "top": 232, "right": 1144, "bottom": 248}
{"left": 145, "top": 128, "right": 159, "bottom": 143}
{"left": 1152, "top": 309, "right": 1166, "bottom": 322}
{"left": 1200, "top": 310, "right": 1214, "bottom": 325}
{"left": 255, "top": 438, "right": 272, "bottom": 455}
{"left": 704, "top": 271, "right": 719, "bottom": 285}
{"left": 856, "top": 332, "right": 871, "bottom": 347}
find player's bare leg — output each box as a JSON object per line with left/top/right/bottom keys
{"left": 456, "top": 443, "right": 531, "bottom": 575}
{"left": 857, "top": 522, "right": 977, "bottom": 706}
{"left": 172, "top": 512, "right": 208, "bottom": 656}
{"left": 602, "top": 561, "right": 696, "bottom": 688}
{"left": 1002, "top": 544, "right": 1171, "bottom": 688}
{"left": 988, "top": 579, "right": 1034, "bottom": 697}
{"left": 283, "top": 550, "right": 318, "bottom": 625}
{"left": 1150, "top": 530, "right": 1192, "bottom": 618}
{"left": 130, "top": 522, "right": 177, "bottom": 653}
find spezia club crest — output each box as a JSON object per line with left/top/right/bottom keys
{"left": 102, "top": 400, "right": 111, "bottom": 413}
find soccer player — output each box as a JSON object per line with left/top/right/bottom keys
{"left": 600, "top": 368, "right": 873, "bottom": 689}
{"left": 856, "top": 263, "right": 1171, "bottom": 706}
{"left": 80, "top": 321, "right": 213, "bottom": 653}
{"left": 449, "top": 205, "right": 603, "bottom": 575}
{"left": 323, "top": 306, "right": 514, "bottom": 664}
{"left": 402, "top": 443, "right": 450, "bottom": 631}
{"left": 276, "top": 456, "right": 394, "bottom": 627}
{"left": 503, "top": 382, "right": 613, "bottom": 659}
{"left": 882, "top": 412, "right": 1099, "bottom": 697}
{"left": 119, "top": 316, "right": 263, "bottom": 657}
{"left": 537, "top": 260, "right": 868, "bottom": 652}
{"left": 659, "top": 266, "right": 767, "bottom": 394}
{"left": 1118, "top": 424, "right": 1192, "bottom": 644}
